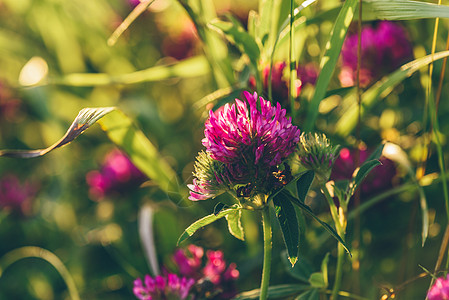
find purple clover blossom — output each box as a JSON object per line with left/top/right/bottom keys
{"left": 190, "top": 91, "right": 300, "bottom": 201}
{"left": 86, "top": 149, "right": 145, "bottom": 200}
{"left": 173, "top": 244, "right": 204, "bottom": 278}
{"left": 134, "top": 245, "right": 239, "bottom": 300}
{"left": 203, "top": 91, "right": 299, "bottom": 166}
{"left": 428, "top": 275, "right": 449, "bottom": 300}
{"left": 133, "top": 273, "right": 195, "bottom": 300}
{"left": 0, "top": 174, "right": 37, "bottom": 215}
{"left": 339, "top": 21, "right": 413, "bottom": 88}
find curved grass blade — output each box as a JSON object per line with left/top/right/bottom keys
{"left": 304, "top": 0, "right": 358, "bottom": 131}
{"left": 0, "top": 107, "right": 114, "bottom": 158}
{"left": 0, "top": 246, "right": 80, "bottom": 300}
{"left": 39, "top": 56, "right": 210, "bottom": 87}
{"left": 177, "top": 207, "right": 240, "bottom": 245}
{"left": 284, "top": 190, "right": 351, "bottom": 255}
{"left": 233, "top": 284, "right": 310, "bottom": 300}
{"left": 0, "top": 107, "right": 186, "bottom": 204}
{"left": 138, "top": 204, "right": 160, "bottom": 276}
{"left": 107, "top": 0, "right": 155, "bottom": 46}
{"left": 335, "top": 50, "right": 449, "bottom": 136}
{"left": 273, "top": 193, "right": 300, "bottom": 266}
{"left": 362, "top": 0, "right": 449, "bottom": 21}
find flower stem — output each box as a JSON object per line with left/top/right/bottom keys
{"left": 322, "top": 184, "right": 347, "bottom": 300}
{"left": 332, "top": 243, "right": 345, "bottom": 300}
{"left": 260, "top": 206, "right": 272, "bottom": 300}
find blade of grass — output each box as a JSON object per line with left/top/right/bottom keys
{"left": 107, "top": 0, "right": 155, "bottom": 46}
{"left": 304, "top": 0, "right": 358, "bottom": 131}
{"left": 0, "top": 107, "right": 187, "bottom": 205}
{"left": 42, "top": 56, "right": 210, "bottom": 87}
{"left": 0, "top": 246, "right": 80, "bottom": 300}
{"left": 362, "top": 0, "right": 449, "bottom": 21}
{"left": 334, "top": 50, "right": 449, "bottom": 137}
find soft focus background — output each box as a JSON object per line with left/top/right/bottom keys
{"left": 1, "top": 0, "right": 449, "bottom": 299}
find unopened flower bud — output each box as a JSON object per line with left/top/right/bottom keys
{"left": 298, "top": 132, "right": 340, "bottom": 184}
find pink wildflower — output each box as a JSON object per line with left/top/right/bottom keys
{"left": 428, "top": 275, "right": 449, "bottom": 300}
{"left": 339, "top": 21, "right": 413, "bottom": 87}
{"left": 86, "top": 149, "right": 145, "bottom": 200}
{"left": 133, "top": 273, "right": 195, "bottom": 300}
{"left": 189, "top": 91, "right": 300, "bottom": 201}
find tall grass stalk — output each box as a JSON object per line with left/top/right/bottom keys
{"left": 0, "top": 246, "right": 80, "bottom": 300}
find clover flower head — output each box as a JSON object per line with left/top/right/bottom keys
{"left": 298, "top": 132, "right": 339, "bottom": 183}
{"left": 339, "top": 21, "right": 413, "bottom": 87}
{"left": 133, "top": 273, "right": 195, "bottom": 300}
{"left": 428, "top": 275, "right": 449, "bottom": 300}
{"left": 0, "top": 174, "right": 37, "bottom": 215}
{"left": 86, "top": 149, "right": 145, "bottom": 200}
{"left": 173, "top": 244, "right": 204, "bottom": 278}
{"left": 188, "top": 151, "right": 230, "bottom": 201}
{"left": 189, "top": 91, "right": 300, "bottom": 201}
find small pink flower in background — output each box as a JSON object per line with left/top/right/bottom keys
{"left": 0, "top": 174, "right": 37, "bottom": 215}
{"left": 173, "top": 244, "right": 204, "bottom": 278}
{"left": 189, "top": 91, "right": 300, "bottom": 201}
{"left": 331, "top": 147, "right": 396, "bottom": 196}
{"left": 86, "top": 149, "right": 145, "bottom": 200}
{"left": 428, "top": 275, "right": 449, "bottom": 300}
{"left": 134, "top": 245, "right": 239, "bottom": 299}
{"left": 339, "top": 21, "right": 413, "bottom": 88}
{"left": 133, "top": 273, "right": 195, "bottom": 300}
{"left": 161, "top": 20, "right": 198, "bottom": 60}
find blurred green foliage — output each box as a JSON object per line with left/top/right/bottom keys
{"left": 1, "top": 0, "right": 449, "bottom": 299}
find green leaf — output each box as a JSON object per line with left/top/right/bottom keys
{"left": 297, "top": 170, "right": 315, "bottom": 203}
{"left": 335, "top": 50, "right": 449, "bottom": 136}
{"left": 43, "top": 56, "right": 210, "bottom": 87}
{"left": 308, "top": 273, "right": 325, "bottom": 288}
{"left": 362, "top": 0, "right": 449, "bottom": 21}
{"left": 209, "top": 17, "right": 260, "bottom": 68}
{"left": 256, "top": 0, "right": 274, "bottom": 47}
{"left": 273, "top": 193, "right": 300, "bottom": 266}
{"left": 304, "top": 0, "right": 358, "bottom": 131}
{"left": 367, "top": 144, "right": 385, "bottom": 161}
{"left": 284, "top": 191, "right": 351, "bottom": 256}
{"left": 177, "top": 207, "right": 239, "bottom": 245}
{"left": 321, "top": 252, "right": 330, "bottom": 288}
{"left": 0, "top": 107, "right": 114, "bottom": 158}
{"left": 0, "top": 107, "right": 187, "bottom": 204}
{"left": 353, "top": 160, "right": 382, "bottom": 193}
{"left": 233, "top": 284, "right": 310, "bottom": 300}
{"left": 294, "top": 289, "right": 319, "bottom": 300}
{"left": 225, "top": 209, "right": 245, "bottom": 241}
{"left": 97, "top": 110, "right": 186, "bottom": 203}
{"left": 178, "top": 0, "right": 234, "bottom": 87}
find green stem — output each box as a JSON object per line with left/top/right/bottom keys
{"left": 289, "top": 0, "right": 297, "bottom": 117}
{"left": 332, "top": 244, "right": 345, "bottom": 300}
{"left": 322, "top": 184, "right": 346, "bottom": 300}
{"left": 260, "top": 206, "right": 272, "bottom": 300}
